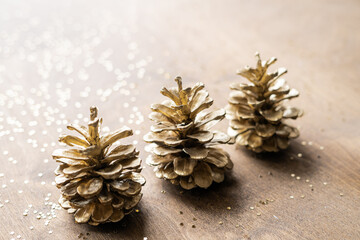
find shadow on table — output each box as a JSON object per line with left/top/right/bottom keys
{"left": 163, "top": 169, "right": 243, "bottom": 213}
{"left": 83, "top": 202, "right": 147, "bottom": 239}
{"left": 241, "top": 140, "right": 318, "bottom": 177}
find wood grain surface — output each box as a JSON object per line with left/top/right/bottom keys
{"left": 0, "top": 0, "right": 359, "bottom": 239}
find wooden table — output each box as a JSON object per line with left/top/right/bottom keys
{"left": 0, "top": 0, "right": 359, "bottom": 239}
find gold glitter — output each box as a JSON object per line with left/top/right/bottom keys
{"left": 227, "top": 206, "right": 231, "bottom": 210}
{"left": 256, "top": 213, "right": 261, "bottom": 216}
{"left": 218, "top": 221, "right": 223, "bottom": 225}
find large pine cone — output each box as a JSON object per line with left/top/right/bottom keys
{"left": 144, "top": 77, "right": 233, "bottom": 190}
{"left": 52, "top": 106, "right": 145, "bottom": 225}
{"left": 226, "top": 53, "right": 303, "bottom": 152}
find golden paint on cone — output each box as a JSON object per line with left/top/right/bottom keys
{"left": 144, "top": 77, "right": 233, "bottom": 189}
{"left": 226, "top": 53, "right": 303, "bottom": 152}
{"left": 52, "top": 106, "right": 145, "bottom": 225}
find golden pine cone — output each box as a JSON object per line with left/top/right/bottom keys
{"left": 226, "top": 53, "right": 303, "bottom": 153}
{"left": 144, "top": 77, "right": 233, "bottom": 190}
{"left": 52, "top": 106, "right": 145, "bottom": 225}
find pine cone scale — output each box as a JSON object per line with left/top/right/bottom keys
{"left": 173, "top": 157, "right": 197, "bottom": 176}
{"left": 93, "top": 162, "right": 123, "bottom": 179}
{"left": 193, "top": 162, "right": 213, "bottom": 188}
{"left": 179, "top": 177, "right": 196, "bottom": 190}
{"left": 99, "top": 127, "right": 132, "bottom": 148}
{"left": 53, "top": 148, "right": 89, "bottom": 161}
{"left": 146, "top": 154, "right": 173, "bottom": 165}
{"left": 59, "top": 135, "right": 90, "bottom": 147}
{"left": 255, "top": 123, "right": 276, "bottom": 137}
{"left": 109, "top": 209, "right": 125, "bottom": 222}
{"left": 74, "top": 204, "right": 94, "bottom": 223}
{"left": 91, "top": 203, "right": 113, "bottom": 223}
{"left": 187, "top": 131, "right": 213, "bottom": 143}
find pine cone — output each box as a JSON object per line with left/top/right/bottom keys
{"left": 144, "top": 77, "right": 233, "bottom": 190}
{"left": 226, "top": 53, "right": 303, "bottom": 152}
{"left": 52, "top": 106, "right": 145, "bottom": 225}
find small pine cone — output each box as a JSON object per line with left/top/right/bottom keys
{"left": 52, "top": 106, "right": 145, "bottom": 225}
{"left": 226, "top": 53, "right": 303, "bottom": 152}
{"left": 144, "top": 77, "right": 233, "bottom": 190}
